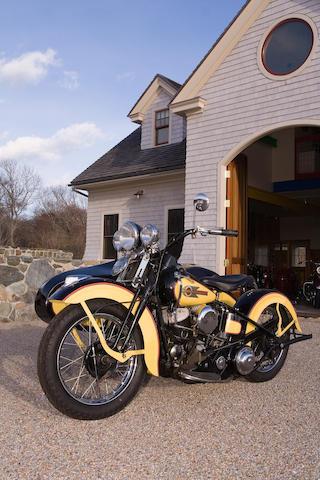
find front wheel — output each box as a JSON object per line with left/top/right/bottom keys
{"left": 38, "top": 299, "right": 146, "bottom": 420}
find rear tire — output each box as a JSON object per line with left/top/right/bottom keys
{"left": 245, "top": 304, "right": 289, "bottom": 383}
{"left": 313, "top": 290, "right": 320, "bottom": 309}
{"left": 38, "top": 299, "right": 146, "bottom": 420}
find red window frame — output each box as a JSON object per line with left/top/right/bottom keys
{"left": 295, "top": 133, "right": 320, "bottom": 179}
{"left": 262, "top": 18, "right": 314, "bottom": 76}
{"left": 155, "top": 109, "right": 169, "bottom": 146}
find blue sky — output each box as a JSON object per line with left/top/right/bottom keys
{"left": 0, "top": 0, "right": 246, "bottom": 186}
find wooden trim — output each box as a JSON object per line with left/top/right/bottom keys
{"left": 170, "top": 97, "right": 206, "bottom": 116}
{"left": 129, "top": 76, "right": 178, "bottom": 122}
{"left": 226, "top": 154, "right": 248, "bottom": 275}
{"left": 248, "top": 186, "right": 320, "bottom": 216}
{"left": 171, "top": 0, "right": 271, "bottom": 105}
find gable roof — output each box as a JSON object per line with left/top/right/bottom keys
{"left": 70, "top": 127, "right": 186, "bottom": 187}
{"left": 171, "top": 0, "right": 271, "bottom": 108}
{"left": 128, "top": 73, "right": 181, "bottom": 123}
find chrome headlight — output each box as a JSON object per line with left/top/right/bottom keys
{"left": 113, "top": 230, "right": 121, "bottom": 251}
{"left": 316, "top": 266, "right": 320, "bottom": 275}
{"left": 114, "top": 221, "right": 140, "bottom": 251}
{"left": 140, "top": 224, "right": 159, "bottom": 247}
{"left": 112, "top": 256, "right": 130, "bottom": 276}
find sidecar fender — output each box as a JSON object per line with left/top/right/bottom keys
{"left": 235, "top": 289, "right": 302, "bottom": 335}
{"left": 50, "top": 281, "right": 160, "bottom": 376}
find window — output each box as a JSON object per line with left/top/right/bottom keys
{"left": 262, "top": 18, "right": 314, "bottom": 76}
{"left": 292, "top": 246, "right": 306, "bottom": 267}
{"left": 296, "top": 132, "right": 320, "bottom": 178}
{"left": 103, "top": 214, "right": 119, "bottom": 259}
{"left": 168, "top": 208, "right": 184, "bottom": 242}
{"left": 155, "top": 109, "right": 169, "bottom": 145}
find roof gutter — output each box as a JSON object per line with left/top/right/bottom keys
{"left": 71, "top": 187, "right": 89, "bottom": 198}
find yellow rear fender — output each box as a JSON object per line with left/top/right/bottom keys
{"left": 234, "top": 289, "right": 302, "bottom": 336}
{"left": 50, "top": 282, "right": 160, "bottom": 376}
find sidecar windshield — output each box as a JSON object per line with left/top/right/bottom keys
{"left": 165, "top": 235, "right": 184, "bottom": 260}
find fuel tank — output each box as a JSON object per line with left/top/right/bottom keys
{"left": 159, "top": 268, "right": 216, "bottom": 307}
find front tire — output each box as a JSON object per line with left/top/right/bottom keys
{"left": 38, "top": 299, "right": 146, "bottom": 420}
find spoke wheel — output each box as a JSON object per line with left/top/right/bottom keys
{"left": 38, "top": 300, "right": 146, "bottom": 420}
{"left": 245, "top": 304, "right": 290, "bottom": 383}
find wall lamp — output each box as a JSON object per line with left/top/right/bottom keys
{"left": 134, "top": 189, "right": 144, "bottom": 199}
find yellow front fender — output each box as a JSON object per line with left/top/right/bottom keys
{"left": 245, "top": 291, "right": 302, "bottom": 335}
{"left": 51, "top": 282, "right": 160, "bottom": 376}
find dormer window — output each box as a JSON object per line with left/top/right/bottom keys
{"left": 155, "top": 109, "right": 169, "bottom": 145}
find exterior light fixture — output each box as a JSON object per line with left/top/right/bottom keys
{"left": 134, "top": 190, "right": 144, "bottom": 199}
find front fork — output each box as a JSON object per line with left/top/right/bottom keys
{"left": 80, "top": 283, "right": 154, "bottom": 363}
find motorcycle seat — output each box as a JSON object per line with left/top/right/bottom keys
{"left": 201, "top": 274, "right": 256, "bottom": 292}
{"left": 185, "top": 266, "right": 218, "bottom": 278}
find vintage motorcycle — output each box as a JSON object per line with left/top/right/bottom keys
{"left": 37, "top": 194, "right": 311, "bottom": 420}
{"left": 295, "top": 260, "right": 320, "bottom": 308}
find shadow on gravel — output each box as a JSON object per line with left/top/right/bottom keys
{"left": 0, "top": 323, "right": 55, "bottom": 414}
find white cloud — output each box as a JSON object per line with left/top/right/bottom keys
{"left": 60, "top": 70, "right": 79, "bottom": 90}
{"left": 0, "top": 49, "right": 58, "bottom": 85}
{"left": 116, "top": 71, "right": 135, "bottom": 81}
{"left": 0, "top": 123, "right": 102, "bottom": 162}
{"left": 0, "top": 130, "right": 9, "bottom": 141}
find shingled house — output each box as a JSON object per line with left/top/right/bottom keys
{"left": 71, "top": 0, "right": 320, "bottom": 291}
{"left": 71, "top": 73, "right": 187, "bottom": 260}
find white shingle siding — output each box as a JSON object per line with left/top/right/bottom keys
{"left": 84, "top": 173, "right": 185, "bottom": 260}
{"left": 182, "top": 0, "right": 320, "bottom": 272}
{"left": 141, "top": 89, "right": 186, "bottom": 149}
{"left": 171, "top": 111, "right": 186, "bottom": 144}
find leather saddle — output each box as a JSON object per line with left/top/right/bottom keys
{"left": 186, "top": 266, "right": 256, "bottom": 292}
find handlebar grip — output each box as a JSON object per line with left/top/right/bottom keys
{"left": 223, "top": 229, "right": 238, "bottom": 237}
{"left": 208, "top": 228, "right": 238, "bottom": 237}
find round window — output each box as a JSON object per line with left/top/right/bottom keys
{"left": 262, "top": 18, "right": 314, "bottom": 76}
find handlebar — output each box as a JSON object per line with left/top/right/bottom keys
{"left": 208, "top": 228, "right": 238, "bottom": 237}
{"left": 165, "top": 227, "right": 239, "bottom": 253}
{"left": 196, "top": 226, "right": 238, "bottom": 237}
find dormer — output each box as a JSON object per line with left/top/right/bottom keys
{"left": 128, "top": 74, "right": 186, "bottom": 150}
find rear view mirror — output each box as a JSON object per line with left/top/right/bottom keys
{"left": 193, "top": 193, "right": 209, "bottom": 212}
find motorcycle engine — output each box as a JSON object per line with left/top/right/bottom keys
{"left": 162, "top": 308, "right": 190, "bottom": 325}
{"left": 163, "top": 305, "right": 220, "bottom": 335}
{"left": 194, "top": 305, "right": 220, "bottom": 334}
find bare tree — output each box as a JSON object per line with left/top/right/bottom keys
{"left": 0, "top": 201, "right": 9, "bottom": 245}
{"left": 0, "top": 159, "right": 41, "bottom": 246}
{"left": 31, "top": 185, "right": 87, "bottom": 257}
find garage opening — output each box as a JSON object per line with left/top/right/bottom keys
{"left": 226, "top": 125, "right": 320, "bottom": 305}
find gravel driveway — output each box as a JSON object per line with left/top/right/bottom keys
{"left": 0, "top": 318, "right": 319, "bottom": 480}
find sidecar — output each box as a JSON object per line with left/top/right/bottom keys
{"left": 35, "top": 257, "right": 257, "bottom": 324}
{"left": 34, "top": 261, "right": 116, "bottom": 323}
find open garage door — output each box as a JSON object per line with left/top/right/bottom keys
{"left": 229, "top": 125, "right": 320, "bottom": 303}
{"left": 226, "top": 154, "right": 247, "bottom": 275}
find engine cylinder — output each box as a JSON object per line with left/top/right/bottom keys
{"left": 196, "top": 305, "right": 219, "bottom": 334}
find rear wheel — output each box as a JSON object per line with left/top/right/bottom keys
{"left": 245, "top": 304, "right": 289, "bottom": 382}
{"left": 312, "top": 290, "right": 320, "bottom": 309}
{"left": 38, "top": 299, "right": 146, "bottom": 420}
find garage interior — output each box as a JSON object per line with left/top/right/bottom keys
{"left": 226, "top": 126, "right": 320, "bottom": 304}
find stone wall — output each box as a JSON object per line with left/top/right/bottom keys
{"left": 0, "top": 246, "right": 97, "bottom": 322}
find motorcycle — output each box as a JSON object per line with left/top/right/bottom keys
{"left": 296, "top": 260, "right": 320, "bottom": 308}
{"left": 37, "top": 194, "right": 311, "bottom": 420}
{"left": 247, "top": 263, "right": 273, "bottom": 289}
